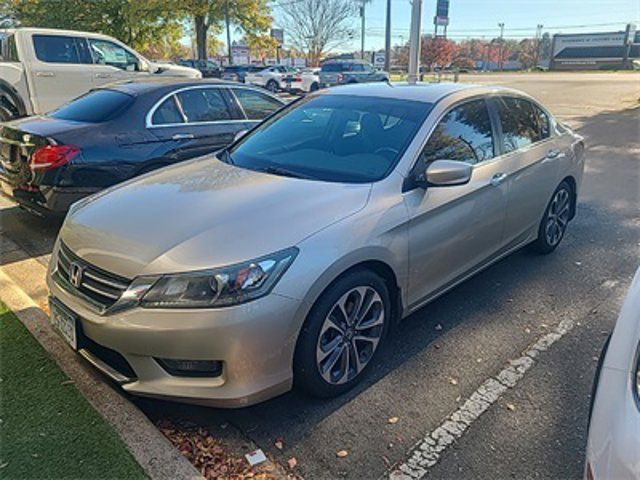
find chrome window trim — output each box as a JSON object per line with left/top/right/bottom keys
{"left": 145, "top": 84, "right": 283, "bottom": 128}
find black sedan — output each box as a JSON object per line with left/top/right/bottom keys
{"left": 0, "top": 78, "right": 285, "bottom": 215}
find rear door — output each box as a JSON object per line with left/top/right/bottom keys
{"left": 147, "top": 86, "right": 245, "bottom": 162}
{"left": 28, "top": 34, "right": 94, "bottom": 113}
{"left": 491, "top": 96, "right": 566, "bottom": 245}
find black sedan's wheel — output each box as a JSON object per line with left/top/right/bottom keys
{"left": 294, "top": 269, "right": 390, "bottom": 397}
{"left": 530, "top": 180, "right": 572, "bottom": 254}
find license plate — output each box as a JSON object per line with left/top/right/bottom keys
{"left": 50, "top": 299, "right": 77, "bottom": 350}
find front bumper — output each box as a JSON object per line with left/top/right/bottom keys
{"left": 47, "top": 270, "right": 304, "bottom": 408}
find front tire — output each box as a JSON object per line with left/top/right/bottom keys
{"left": 530, "top": 180, "right": 573, "bottom": 254}
{"left": 294, "top": 269, "right": 391, "bottom": 398}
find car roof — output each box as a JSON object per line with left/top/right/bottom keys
{"left": 102, "top": 78, "right": 240, "bottom": 96}
{"left": 319, "top": 82, "right": 526, "bottom": 104}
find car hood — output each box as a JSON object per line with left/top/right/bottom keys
{"left": 152, "top": 62, "right": 202, "bottom": 78}
{"left": 60, "top": 156, "right": 371, "bottom": 279}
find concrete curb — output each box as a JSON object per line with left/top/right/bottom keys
{"left": 0, "top": 266, "right": 204, "bottom": 480}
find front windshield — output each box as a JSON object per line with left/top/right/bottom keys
{"left": 227, "top": 94, "right": 432, "bottom": 183}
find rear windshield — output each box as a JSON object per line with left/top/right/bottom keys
{"left": 50, "top": 89, "right": 134, "bottom": 122}
{"left": 321, "top": 63, "right": 342, "bottom": 72}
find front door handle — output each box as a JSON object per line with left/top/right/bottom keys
{"left": 95, "top": 73, "right": 112, "bottom": 79}
{"left": 490, "top": 172, "right": 508, "bottom": 187}
{"left": 546, "top": 149, "right": 564, "bottom": 159}
{"left": 172, "top": 133, "right": 194, "bottom": 140}
{"left": 35, "top": 71, "right": 55, "bottom": 77}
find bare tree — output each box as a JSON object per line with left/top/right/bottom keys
{"left": 277, "top": 0, "right": 356, "bottom": 66}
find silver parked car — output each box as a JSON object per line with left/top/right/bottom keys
{"left": 585, "top": 266, "right": 640, "bottom": 480}
{"left": 47, "top": 83, "right": 585, "bottom": 407}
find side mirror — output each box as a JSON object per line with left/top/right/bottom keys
{"left": 234, "top": 129, "right": 249, "bottom": 142}
{"left": 425, "top": 160, "right": 472, "bottom": 187}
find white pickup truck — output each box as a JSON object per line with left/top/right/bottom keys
{"left": 0, "top": 28, "right": 201, "bottom": 121}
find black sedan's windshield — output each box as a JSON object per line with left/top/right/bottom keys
{"left": 227, "top": 95, "right": 432, "bottom": 183}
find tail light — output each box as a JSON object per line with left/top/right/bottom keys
{"left": 30, "top": 145, "right": 80, "bottom": 171}
{"left": 337, "top": 73, "right": 344, "bottom": 82}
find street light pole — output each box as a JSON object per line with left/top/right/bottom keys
{"left": 384, "top": 0, "right": 391, "bottom": 72}
{"left": 534, "top": 24, "right": 543, "bottom": 67}
{"left": 408, "top": 0, "right": 423, "bottom": 84}
{"left": 360, "top": 1, "right": 366, "bottom": 60}
{"left": 498, "top": 22, "right": 505, "bottom": 70}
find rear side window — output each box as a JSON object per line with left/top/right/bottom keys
{"left": 0, "top": 34, "right": 19, "bottom": 62}
{"left": 50, "top": 89, "right": 133, "bottom": 121}
{"left": 175, "top": 88, "right": 232, "bottom": 123}
{"left": 151, "top": 96, "right": 184, "bottom": 125}
{"left": 33, "top": 35, "right": 91, "bottom": 64}
{"left": 232, "top": 88, "right": 282, "bottom": 120}
{"left": 496, "top": 97, "right": 549, "bottom": 153}
{"left": 420, "top": 99, "right": 494, "bottom": 166}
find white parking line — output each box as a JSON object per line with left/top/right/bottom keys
{"left": 389, "top": 316, "right": 577, "bottom": 479}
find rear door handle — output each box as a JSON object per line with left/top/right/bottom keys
{"left": 95, "top": 73, "right": 112, "bottom": 79}
{"left": 172, "top": 133, "right": 194, "bottom": 140}
{"left": 35, "top": 71, "right": 55, "bottom": 77}
{"left": 490, "top": 172, "right": 508, "bottom": 186}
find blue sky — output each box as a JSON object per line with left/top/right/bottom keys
{"left": 269, "top": 0, "right": 639, "bottom": 52}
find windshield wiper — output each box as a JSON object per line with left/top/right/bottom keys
{"left": 260, "top": 166, "right": 316, "bottom": 180}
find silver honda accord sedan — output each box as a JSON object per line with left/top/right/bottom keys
{"left": 46, "top": 82, "right": 585, "bottom": 407}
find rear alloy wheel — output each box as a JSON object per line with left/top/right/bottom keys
{"left": 295, "top": 270, "right": 390, "bottom": 397}
{"left": 266, "top": 80, "right": 279, "bottom": 93}
{"left": 530, "top": 181, "right": 572, "bottom": 254}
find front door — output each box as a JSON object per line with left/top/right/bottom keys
{"left": 404, "top": 98, "right": 509, "bottom": 308}
{"left": 87, "top": 37, "right": 149, "bottom": 87}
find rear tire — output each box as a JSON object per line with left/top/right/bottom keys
{"left": 309, "top": 82, "right": 319, "bottom": 92}
{"left": 266, "top": 80, "right": 279, "bottom": 93}
{"left": 294, "top": 269, "right": 391, "bottom": 398}
{"left": 530, "top": 180, "right": 573, "bottom": 254}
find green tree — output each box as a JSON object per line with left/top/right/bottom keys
{"left": 3, "top": 0, "right": 181, "bottom": 51}
{"left": 176, "top": 0, "right": 272, "bottom": 61}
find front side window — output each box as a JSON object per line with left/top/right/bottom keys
{"left": 496, "top": 97, "right": 548, "bottom": 154}
{"left": 151, "top": 96, "right": 184, "bottom": 125}
{"left": 176, "top": 88, "right": 232, "bottom": 123}
{"left": 321, "top": 63, "right": 342, "bottom": 72}
{"left": 88, "top": 38, "right": 139, "bottom": 71}
{"left": 420, "top": 99, "right": 494, "bottom": 167}
{"left": 233, "top": 89, "right": 282, "bottom": 120}
{"left": 227, "top": 95, "right": 432, "bottom": 183}
{"left": 33, "top": 35, "right": 89, "bottom": 64}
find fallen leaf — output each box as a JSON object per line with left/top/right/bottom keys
{"left": 434, "top": 343, "right": 441, "bottom": 350}
{"left": 435, "top": 323, "right": 443, "bottom": 331}
{"left": 506, "top": 403, "right": 516, "bottom": 411}
{"left": 387, "top": 416, "right": 399, "bottom": 424}
{"left": 61, "top": 380, "right": 74, "bottom": 385}
{"left": 0, "top": 462, "right": 8, "bottom": 469}
{"left": 336, "top": 450, "right": 348, "bottom": 458}
{"left": 449, "top": 377, "right": 458, "bottom": 386}
{"left": 287, "top": 457, "right": 297, "bottom": 469}
{"left": 274, "top": 438, "right": 284, "bottom": 450}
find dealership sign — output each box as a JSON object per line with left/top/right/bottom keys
{"left": 434, "top": 0, "right": 449, "bottom": 26}
{"left": 552, "top": 32, "right": 626, "bottom": 56}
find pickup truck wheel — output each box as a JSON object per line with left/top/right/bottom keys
{"left": 266, "top": 80, "right": 279, "bottom": 93}
{"left": 0, "top": 105, "right": 13, "bottom": 122}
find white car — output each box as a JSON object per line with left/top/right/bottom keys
{"left": 585, "top": 266, "right": 640, "bottom": 479}
{"left": 0, "top": 28, "right": 201, "bottom": 121}
{"left": 245, "top": 65, "right": 299, "bottom": 93}
{"left": 282, "top": 68, "right": 320, "bottom": 94}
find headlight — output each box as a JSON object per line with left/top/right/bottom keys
{"left": 139, "top": 247, "right": 298, "bottom": 309}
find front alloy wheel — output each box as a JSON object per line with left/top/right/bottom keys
{"left": 295, "top": 269, "right": 390, "bottom": 397}
{"left": 316, "top": 286, "right": 384, "bottom": 385}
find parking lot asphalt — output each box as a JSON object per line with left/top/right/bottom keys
{"left": 1, "top": 72, "right": 638, "bottom": 479}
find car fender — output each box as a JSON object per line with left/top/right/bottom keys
{"left": 0, "top": 65, "right": 30, "bottom": 117}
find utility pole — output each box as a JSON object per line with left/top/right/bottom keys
{"left": 225, "top": 0, "right": 232, "bottom": 64}
{"left": 360, "top": 1, "right": 366, "bottom": 60}
{"left": 497, "top": 22, "right": 505, "bottom": 70}
{"left": 408, "top": 0, "right": 423, "bottom": 84}
{"left": 622, "top": 23, "right": 635, "bottom": 69}
{"left": 534, "top": 24, "right": 543, "bottom": 67}
{"left": 384, "top": 0, "right": 391, "bottom": 72}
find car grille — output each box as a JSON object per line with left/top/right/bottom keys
{"left": 55, "top": 242, "right": 130, "bottom": 311}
